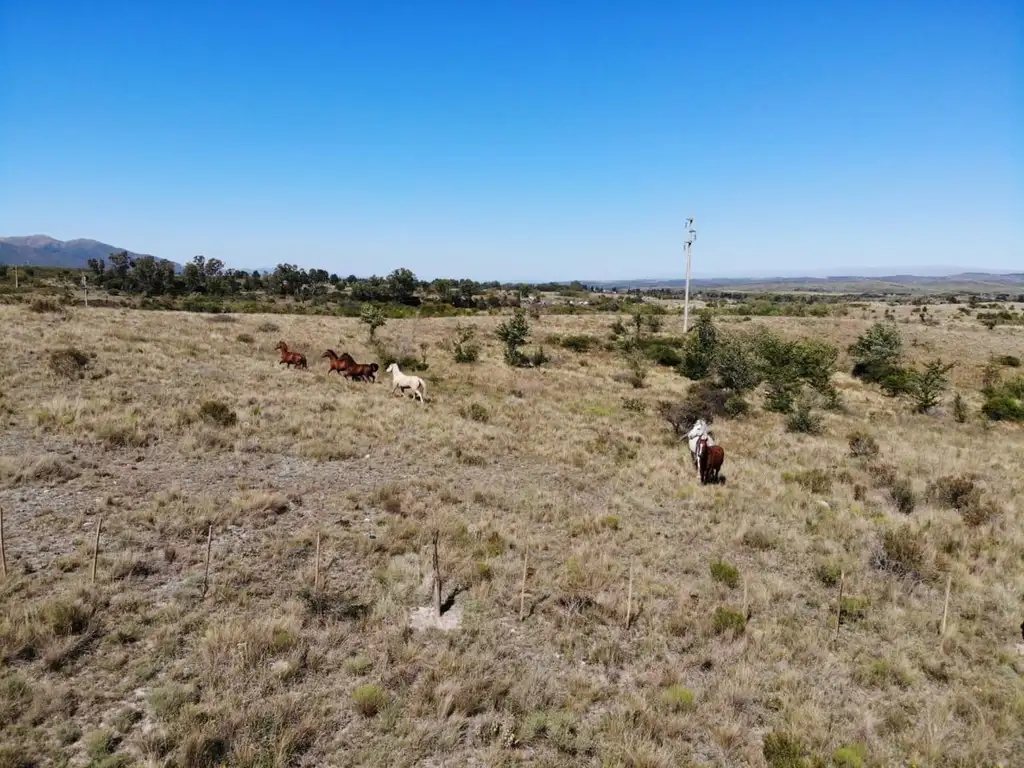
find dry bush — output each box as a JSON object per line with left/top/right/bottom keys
{"left": 199, "top": 400, "right": 237, "bottom": 427}
{"left": 256, "top": 321, "right": 280, "bottom": 333}
{"left": 48, "top": 347, "right": 92, "bottom": 379}
{"left": 874, "top": 526, "right": 929, "bottom": 579}
{"left": 847, "top": 430, "right": 880, "bottom": 458}
{"left": 928, "top": 474, "right": 1001, "bottom": 526}
{"left": 29, "top": 297, "right": 62, "bottom": 313}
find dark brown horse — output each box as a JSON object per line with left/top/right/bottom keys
{"left": 696, "top": 435, "right": 725, "bottom": 485}
{"left": 322, "top": 350, "right": 378, "bottom": 382}
{"left": 274, "top": 341, "right": 307, "bottom": 369}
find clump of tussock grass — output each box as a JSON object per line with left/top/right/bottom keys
{"left": 48, "top": 347, "right": 92, "bottom": 379}
{"left": 351, "top": 684, "right": 387, "bottom": 717}
{"left": 198, "top": 400, "right": 237, "bottom": 427}
{"left": 94, "top": 421, "right": 153, "bottom": 450}
{"left": 847, "top": 430, "right": 880, "bottom": 458}
{"left": 762, "top": 731, "right": 808, "bottom": 768}
{"left": 0, "top": 454, "right": 79, "bottom": 488}
{"left": 711, "top": 607, "right": 746, "bottom": 636}
{"left": 873, "top": 525, "right": 929, "bottom": 580}
{"left": 709, "top": 560, "right": 740, "bottom": 589}
{"left": 256, "top": 320, "right": 280, "bottom": 333}
{"left": 621, "top": 396, "right": 646, "bottom": 413}
{"left": 30, "top": 297, "right": 62, "bottom": 313}
{"left": 658, "top": 684, "right": 696, "bottom": 712}
{"left": 887, "top": 477, "right": 917, "bottom": 514}
{"left": 235, "top": 332, "right": 255, "bottom": 344}
{"left": 461, "top": 402, "right": 490, "bottom": 423}
{"left": 783, "top": 468, "right": 832, "bottom": 494}
{"left": 0, "top": 598, "right": 94, "bottom": 665}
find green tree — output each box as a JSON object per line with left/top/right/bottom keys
{"left": 713, "top": 334, "right": 761, "bottom": 394}
{"left": 496, "top": 309, "right": 530, "bottom": 366}
{"left": 849, "top": 321, "right": 903, "bottom": 382}
{"left": 387, "top": 268, "right": 418, "bottom": 303}
{"left": 910, "top": 359, "right": 955, "bottom": 413}
{"left": 679, "top": 310, "right": 718, "bottom": 380}
{"left": 360, "top": 304, "right": 386, "bottom": 341}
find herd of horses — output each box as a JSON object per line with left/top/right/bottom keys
{"left": 274, "top": 340, "right": 719, "bottom": 475}
{"left": 273, "top": 341, "right": 426, "bottom": 403}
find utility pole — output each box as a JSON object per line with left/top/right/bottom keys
{"left": 682, "top": 216, "right": 696, "bottom": 333}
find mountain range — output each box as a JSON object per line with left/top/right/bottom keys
{"left": 2, "top": 235, "right": 1021, "bottom": 291}
{"left": 0, "top": 235, "right": 181, "bottom": 271}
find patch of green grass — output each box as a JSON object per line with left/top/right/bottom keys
{"left": 658, "top": 684, "right": 696, "bottom": 712}
{"left": 352, "top": 684, "right": 387, "bottom": 717}
{"left": 763, "top": 731, "right": 809, "bottom": 768}
{"left": 709, "top": 560, "right": 740, "bottom": 589}
{"left": 343, "top": 655, "right": 372, "bottom": 676}
{"left": 711, "top": 607, "right": 746, "bottom": 636}
{"left": 832, "top": 743, "right": 868, "bottom": 768}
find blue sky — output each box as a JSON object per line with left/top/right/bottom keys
{"left": 1, "top": 1, "right": 1020, "bottom": 281}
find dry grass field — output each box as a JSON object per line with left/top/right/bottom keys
{"left": 1, "top": 302, "right": 1022, "bottom": 767}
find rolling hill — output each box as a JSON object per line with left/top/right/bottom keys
{"left": 0, "top": 235, "right": 181, "bottom": 271}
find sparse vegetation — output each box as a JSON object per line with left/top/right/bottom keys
{"left": 0, "top": 300, "right": 1020, "bottom": 766}
{"left": 359, "top": 303, "right": 386, "bottom": 340}
{"left": 445, "top": 324, "right": 480, "bottom": 363}
{"left": 198, "top": 400, "right": 237, "bottom": 427}
{"left": 48, "top": 346, "right": 92, "bottom": 379}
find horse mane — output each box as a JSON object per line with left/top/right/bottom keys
{"left": 323, "top": 349, "right": 337, "bottom": 358}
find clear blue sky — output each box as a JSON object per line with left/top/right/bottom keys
{"left": 1, "top": 1, "right": 1021, "bottom": 281}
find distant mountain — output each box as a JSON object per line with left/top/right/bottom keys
{"left": 0, "top": 235, "right": 182, "bottom": 271}
{"left": 588, "top": 271, "right": 1024, "bottom": 291}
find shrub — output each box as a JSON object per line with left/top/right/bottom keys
{"left": 839, "top": 595, "right": 870, "bottom": 622}
{"left": 711, "top": 607, "right": 746, "bottom": 635}
{"left": 359, "top": 304, "right": 386, "bottom": 340}
{"left": 352, "top": 685, "right": 387, "bottom": 717}
{"left": 529, "top": 346, "right": 550, "bottom": 367}
{"left": 496, "top": 309, "right": 530, "bottom": 366}
{"left": 786, "top": 398, "right": 822, "bottom": 434}
{"left": 995, "top": 354, "right": 1021, "bottom": 367}
{"left": 724, "top": 394, "right": 750, "bottom": 418}
{"left": 256, "top": 321, "right": 280, "bottom": 333}
{"left": 789, "top": 469, "right": 832, "bottom": 494}
{"left": 816, "top": 560, "right": 843, "bottom": 587}
{"left": 48, "top": 347, "right": 92, "bottom": 379}
{"left": 878, "top": 366, "right": 915, "bottom": 397}
{"left": 609, "top": 318, "right": 627, "bottom": 337}
{"left": 446, "top": 324, "right": 480, "bottom": 363}
{"left": 764, "top": 377, "right": 799, "bottom": 413}
{"left": 235, "top": 333, "right": 254, "bottom": 344}
{"left": 643, "top": 314, "right": 664, "bottom": 333}
{"left": 952, "top": 392, "right": 969, "bottom": 423}
{"left": 928, "top": 474, "right": 979, "bottom": 510}
{"left": 621, "top": 397, "right": 646, "bottom": 413}
{"left": 847, "top": 431, "right": 879, "bottom": 458}
{"left": 713, "top": 334, "right": 762, "bottom": 393}
{"left": 981, "top": 376, "right": 1024, "bottom": 421}
{"left": 849, "top": 321, "right": 903, "bottom": 377}
{"left": 30, "top": 297, "right": 62, "bottom": 313}
{"left": 762, "top": 732, "right": 806, "bottom": 768}
{"left": 679, "top": 311, "right": 717, "bottom": 380}
{"left": 560, "top": 334, "right": 599, "bottom": 353}
{"left": 644, "top": 342, "right": 683, "bottom": 368}
{"left": 463, "top": 402, "right": 490, "bottom": 423}
{"left": 909, "top": 359, "right": 955, "bottom": 413}
{"left": 710, "top": 560, "right": 740, "bottom": 589}
{"left": 875, "top": 526, "right": 927, "bottom": 578}
{"left": 626, "top": 352, "right": 648, "bottom": 389}
{"left": 199, "top": 400, "right": 237, "bottom": 427}
{"left": 888, "top": 477, "right": 916, "bottom": 514}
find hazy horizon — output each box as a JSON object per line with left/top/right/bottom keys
{"left": 1, "top": 2, "right": 1021, "bottom": 281}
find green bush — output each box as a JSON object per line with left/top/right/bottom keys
{"left": 711, "top": 607, "right": 746, "bottom": 635}
{"left": 909, "top": 359, "right": 955, "bottom": 413}
{"left": 888, "top": 477, "right": 916, "bottom": 514}
{"left": 560, "top": 334, "right": 599, "bottom": 353}
{"left": 762, "top": 731, "right": 807, "bottom": 768}
{"left": 496, "top": 309, "right": 530, "bottom": 366}
{"left": 352, "top": 684, "right": 387, "bottom": 717}
{"left": 659, "top": 684, "right": 696, "bottom": 712}
{"left": 849, "top": 321, "right": 902, "bottom": 377}
{"left": 952, "top": 392, "right": 969, "bottom": 423}
{"left": 981, "top": 376, "right": 1024, "bottom": 421}
{"left": 786, "top": 398, "right": 822, "bottom": 434}
{"left": 446, "top": 324, "right": 480, "bottom": 363}
{"left": 710, "top": 560, "right": 740, "bottom": 589}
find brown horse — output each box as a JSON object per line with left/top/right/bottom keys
{"left": 322, "top": 350, "right": 378, "bottom": 382}
{"left": 274, "top": 341, "right": 307, "bottom": 369}
{"left": 696, "top": 435, "right": 725, "bottom": 485}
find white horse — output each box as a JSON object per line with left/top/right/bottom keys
{"left": 385, "top": 363, "right": 426, "bottom": 403}
{"left": 685, "top": 419, "right": 715, "bottom": 469}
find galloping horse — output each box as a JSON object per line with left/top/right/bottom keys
{"left": 685, "top": 419, "right": 725, "bottom": 484}
{"left": 322, "top": 350, "right": 378, "bottom": 382}
{"left": 274, "top": 341, "right": 307, "bottom": 369}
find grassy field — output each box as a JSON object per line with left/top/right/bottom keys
{"left": 1, "top": 302, "right": 1022, "bottom": 767}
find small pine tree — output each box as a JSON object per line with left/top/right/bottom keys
{"left": 952, "top": 392, "right": 968, "bottom": 423}
{"left": 359, "top": 304, "right": 386, "bottom": 341}
{"left": 496, "top": 309, "right": 530, "bottom": 366}
{"left": 910, "top": 359, "right": 955, "bottom": 413}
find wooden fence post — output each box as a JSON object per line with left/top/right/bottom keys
{"left": 940, "top": 573, "right": 952, "bottom": 637}
{"left": 834, "top": 570, "right": 845, "bottom": 642}
{"left": 519, "top": 548, "right": 529, "bottom": 621}
{"left": 625, "top": 560, "right": 634, "bottom": 629}
{"left": 432, "top": 531, "right": 442, "bottom": 618}
{"left": 202, "top": 524, "right": 213, "bottom": 598}
{"left": 1, "top": 507, "right": 7, "bottom": 578}
{"left": 91, "top": 517, "right": 102, "bottom": 584}
{"left": 314, "top": 532, "right": 321, "bottom": 592}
